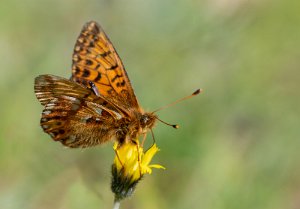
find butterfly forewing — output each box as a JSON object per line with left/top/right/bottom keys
{"left": 71, "top": 21, "right": 139, "bottom": 109}
{"left": 34, "top": 74, "right": 125, "bottom": 148}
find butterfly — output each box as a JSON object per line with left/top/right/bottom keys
{"left": 34, "top": 21, "right": 161, "bottom": 148}
{"left": 34, "top": 21, "right": 200, "bottom": 148}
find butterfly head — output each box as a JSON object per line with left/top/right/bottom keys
{"left": 140, "top": 112, "right": 157, "bottom": 130}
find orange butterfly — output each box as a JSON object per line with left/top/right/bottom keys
{"left": 34, "top": 21, "right": 200, "bottom": 148}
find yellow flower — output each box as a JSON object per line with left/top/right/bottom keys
{"left": 111, "top": 140, "right": 165, "bottom": 201}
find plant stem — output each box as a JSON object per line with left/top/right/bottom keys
{"left": 113, "top": 201, "right": 120, "bottom": 209}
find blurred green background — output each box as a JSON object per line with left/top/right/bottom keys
{"left": 1, "top": 0, "right": 300, "bottom": 209}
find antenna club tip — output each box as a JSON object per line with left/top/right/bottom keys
{"left": 193, "top": 89, "right": 203, "bottom": 95}
{"left": 173, "top": 124, "right": 179, "bottom": 129}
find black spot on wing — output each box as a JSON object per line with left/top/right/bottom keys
{"left": 74, "top": 67, "right": 81, "bottom": 75}
{"left": 83, "top": 69, "right": 90, "bottom": 77}
{"left": 85, "top": 59, "right": 93, "bottom": 66}
{"left": 111, "top": 74, "right": 122, "bottom": 83}
{"left": 94, "top": 72, "right": 101, "bottom": 82}
{"left": 116, "top": 80, "right": 126, "bottom": 87}
{"left": 107, "top": 64, "right": 118, "bottom": 70}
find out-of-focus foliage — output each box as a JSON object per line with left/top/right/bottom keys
{"left": 1, "top": 0, "right": 299, "bottom": 209}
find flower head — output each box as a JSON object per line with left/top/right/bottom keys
{"left": 111, "top": 140, "right": 165, "bottom": 201}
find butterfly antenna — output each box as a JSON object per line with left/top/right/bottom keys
{"left": 155, "top": 117, "right": 179, "bottom": 129}
{"left": 152, "top": 89, "right": 202, "bottom": 113}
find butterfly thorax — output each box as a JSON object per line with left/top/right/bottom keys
{"left": 115, "top": 111, "right": 157, "bottom": 144}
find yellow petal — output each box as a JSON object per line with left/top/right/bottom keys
{"left": 149, "top": 164, "right": 166, "bottom": 169}
{"left": 141, "top": 143, "right": 160, "bottom": 166}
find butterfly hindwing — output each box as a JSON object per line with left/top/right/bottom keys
{"left": 34, "top": 74, "right": 124, "bottom": 148}
{"left": 40, "top": 98, "right": 115, "bottom": 148}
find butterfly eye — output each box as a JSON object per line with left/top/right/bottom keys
{"left": 140, "top": 115, "right": 149, "bottom": 126}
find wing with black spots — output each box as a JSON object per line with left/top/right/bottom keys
{"left": 70, "top": 21, "right": 139, "bottom": 110}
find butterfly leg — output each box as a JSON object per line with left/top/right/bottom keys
{"left": 131, "top": 139, "right": 142, "bottom": 178}
{"left": 114, "top": 148, "right": 124, "bottom": 168}
{"left": 141, "top": 133, "right": 147, "bottom": 147}
{"left": 150, "top": 129, "right": 156, "bottom": 145}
